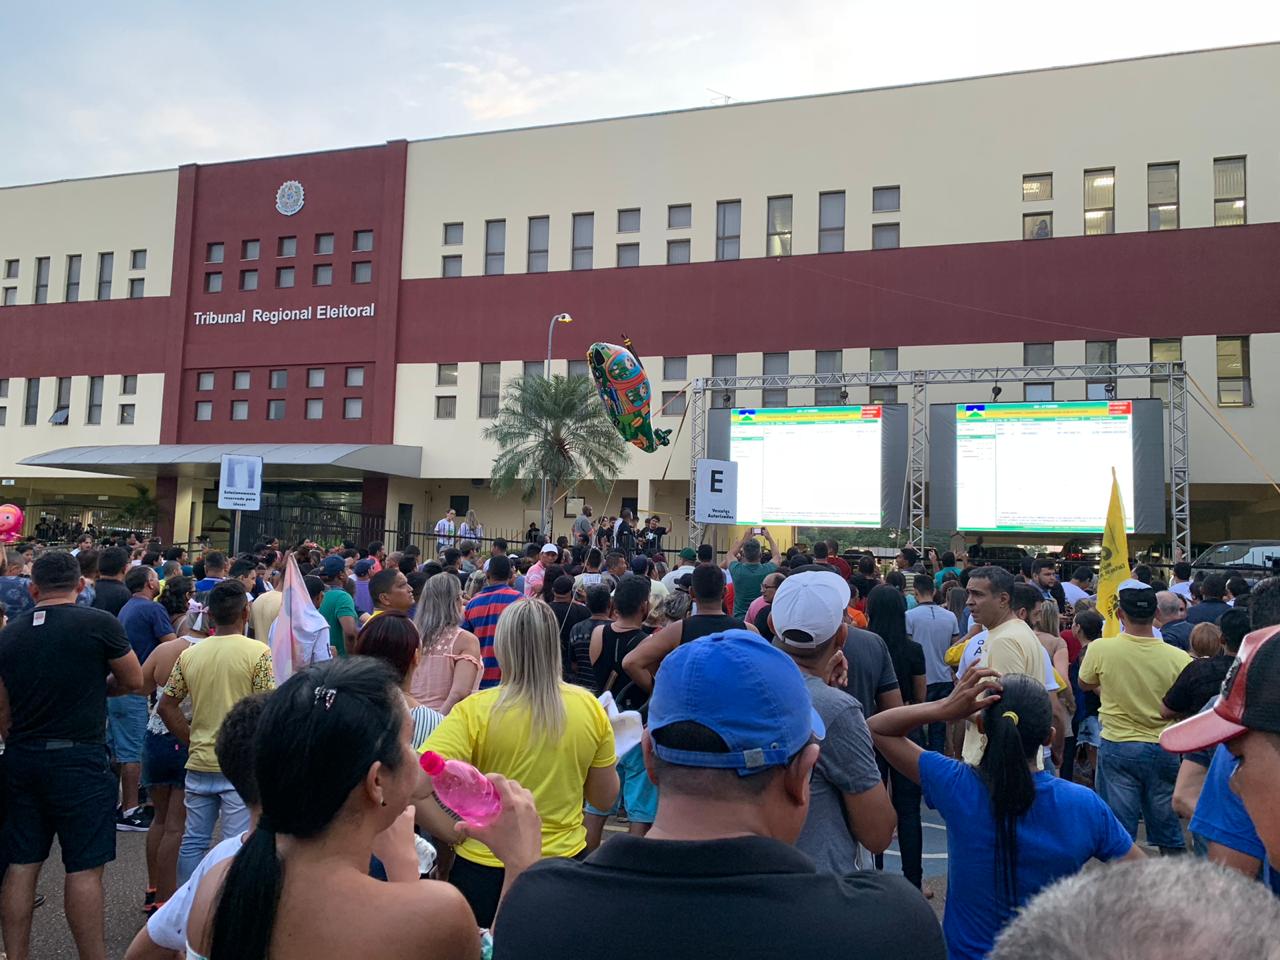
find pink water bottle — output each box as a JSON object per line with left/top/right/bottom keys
{"left": 419, "top": 751, "right": 502, "bottom": 828}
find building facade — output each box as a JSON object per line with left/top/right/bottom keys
{"left": 2, "top": 43, "right": 1279, "bottom": 549}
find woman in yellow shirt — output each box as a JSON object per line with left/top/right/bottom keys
{"left": 421, "top": 599, "right": 619, "bottom": 927}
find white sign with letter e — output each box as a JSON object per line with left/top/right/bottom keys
{"left": 218, "top": 454, "right": 264, "bottom": 511}
{"left": 694, "top": 458, "right": 738, "bottom": 524}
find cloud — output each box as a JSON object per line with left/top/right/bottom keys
{"left": 439, "top": 52, "right": 584, "bottom": 122}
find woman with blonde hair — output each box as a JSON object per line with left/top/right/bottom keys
{"left": 419, "top": 598, "right": 619, "bottom": 927}
{"left": 410, "top": 572, "right": 482, "bottom": 714}
{"left": 458, "top": 509, "right": 483, "bottom": 542}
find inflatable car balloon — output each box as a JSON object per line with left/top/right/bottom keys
{"left": 587, "top": 342, "right": 672, "bottom": 453}
{"left": 0, "top": 504, "right": 24, "bottom": 544}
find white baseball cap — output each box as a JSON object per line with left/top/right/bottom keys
{"left": 540, "top": 543, "right": 559, "bottom": 555}
{"left": 771, "top": 570, "right": 851, "bottom": 647}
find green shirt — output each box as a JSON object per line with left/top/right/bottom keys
{"left": 319, "top": 587, "right": 357, "bottom": 657}
{"left": 728, "top": 560, "right": 778, "bottom": 619}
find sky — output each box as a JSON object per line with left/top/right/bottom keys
{"left": 2, "top": 1, "right": 1278, "bottom": 186}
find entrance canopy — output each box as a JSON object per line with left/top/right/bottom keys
{"left": 20, "top": 444, "right": 423, "bottom": 481}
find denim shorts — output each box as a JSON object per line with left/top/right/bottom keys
{"left": 106, "top": 694, "right": 149, "bottom": 764}
{"left": 584, "top": 744, "right": 658, "bottom": 824}
{"left": 2, "top": 742, "right": 116, "bottom": 872}
{"left": 1077, "top": 715, "right": 1102, "bottom": 748}
{"left": 142, "top": 730, "right": 189, "bottom": 788}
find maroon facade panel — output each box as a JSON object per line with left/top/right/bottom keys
{"left": 0, "top": 297, "right": 170, "bottom": 377}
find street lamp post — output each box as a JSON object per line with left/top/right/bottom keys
{"left": 542, "top": 312, "right": 573, "bottom": 537}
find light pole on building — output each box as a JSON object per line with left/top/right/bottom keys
{"left": 542, "top": 312, "right": 573, "bottom": 537}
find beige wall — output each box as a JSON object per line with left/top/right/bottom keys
{"left": 403, "top": 44, "right": 1280, "bottom": 277}
{"left": 0, "top": 170, "right": 178, "bottom": 302}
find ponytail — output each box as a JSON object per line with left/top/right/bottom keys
{"left": 209, "top": 823, "right": 281, "bottom": 960}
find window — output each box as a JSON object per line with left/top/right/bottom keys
{"left": 65, "top": 255, "right": 81, "bottom": 302}
{"left": 485, "top": 220, "right": 505, "bottom": 275}
{"left": 206, "top": 242, "right": 224, "bottom": 263}
{"left": 34, "top": 257, "right": 49, "bottom": 303}
{"left": 267, "top": 399, "right": 286, "bottom": 420}
{"left": 205, "top": 272, "right": 222, "bottom": 293}
{"left": 130, "top": 249, "right": 147, "bottom": 270}
{"left": 815, "top": 349, "right": 843, "bottom": 405}
{"left": 572, "top": 213, "right": 594, "bottom": 270}
{"left": 346, "top": 366, "right": 364, "bottom": 387}
{"left": 763, "top": 351, "right": 789, "bottom": 406}
{"left": 1217, "top": 336, "right": 1251, "bottom": 407}
{"left": 0, "top": 379, "right": 6, "bottom": 398}
{"left": 527, "top": 217, "right": 549, "bottom": 273}
{"left": 668, "top": 204, "right": 691, "bottom": 229}
{"left": 23, "top": 378, "right": 39, "bottom": 425}
{"left": 1148, "top": 163, "right": 1179, "bottom": 230}
{"left": 344, "top": 397, "right": 363, "bottom": 419}
{"left": 51, "top": 376, "right": 71, "bottom": 424}
{"left": 872, "top": 185, "right": 901, "bottom": 212}
{"left": 479, "top": 362, "right": 500, "bottom": 417}
{"left": 443, "top": 222, "right": 464, "bottom": 245}
{"left": 1023, "top": 343, "right": 1053, "bottom": 366}
{"left": 435, "top": 395, "right": 457, "bottom": 419}
{"left": 1025, "top": 383, "right": 1054, "bottom": 402}
{"left": 233, "top": 370, "right": 250, "bottom": 390}
{"left": 870, "top": 348, "right": 898, "bottom": 372}
{"left": 1022, "top": 213, "right": 1052, "bottom": 240}
{"left": 715, "top": 201, "right": 741, "bottom": 260}
{"left": 353, "top": 229, "right": 374, "bottom": 252}
{"left": 1022, "top": 174, "right": 1052, "bottom": 203}
{"left": 195, "top": 401, "right": 213, "bottom": 421}
{"left": 97, "top": 252, "right": 113, "bottom": 299}
{"left": 270, "top": 369, "right": 287, "bottom": 389}
{"left": 2, "top": 260, "right": 16, "bottom": 279}
{"left": 352, "top": 261, "right": 372, "bottom": 284}
{"left": 313, "top": 264, "right": 333, "bottom": 286}
{"left": 818, "top": 191, "right": 845, "bottom": 253}
{"left": 711, "top": 354, "right": 736, "bottom": 408}
{"left": 429, "top": 363, "right": 456, "bottom": 387}
{"left": 119, "top": 403, "right": 135, "bottom": 425}
{"left": 872, "top": 223, "right": 900, "bottom": 249}
{"left": 617, "top": 243, "right": 640, "bottom": 268}
{"left": 1083, "top": 168, "right": 1115, "bottom": 235}
{"left": 305, "top": 398, "right": 323, "bottom": 420}
{"left": 1, "top": 288, "right": 14, "bottom": 306}
{"left": 197, "top": 371, "right": 215, "bottom": 391}
{"left": 618, "top": 208, "right": 640, "bottom": 233}
{"left": 664, "top": 356, "right": 687, "bottom": 381}
{"left": 278, "top": 236, "right": 296, "bottom": 257}
{"left": 241, "top": 239, "right": 260, "bottom": 260}
{"left": 666, "top": 240, "right": 690, "bottom": 264}
{"left": 86, "top": 376, "right": 103, "bottom": 424}
{"left": 661, "top": 390, "right": 686, "bottom": 416}
{"left": 1150, "top": 338, "right": 1182, "bottom": 403}
{"left": 277, "top": 266, "right": 295, "bottom": 288}
{"left": 1086, "top": 339, "right": 1116, "bottom": 399}
{"left": 231, "top": 399, "right": 249, "bottom": 420}
{"left": 1214, "top": 157, "right": 1246, "bottom": 227}
{"left": 315, "top": 233, "right": 334, "bottom": 255}
{"left": 307, "top": 367, "right": 325, "bottom": 388}
{"left": 523, "top": 360, "right": 544, "bottom": 380}
{"left": 0, "top": 408, "right": 6, "bottom": 426}
{"left": 121, "top": 375, "right": 137, "bottom": 395}
{"left": 766, "top": 196, "right": 793, "bottom": 256}
{"left": 442, "top": 255, "right": 462, "bottom": 277}
{"left": 568, "top": 359, "right": 588, "bottom": 380}
{"left": 128, "top": 278, "right": 145, "bottom": 298}
{"left": 240, "top": 269, "right": 258, "bottom": 291}
{"left": 870, "top": 386, "right": 897, "bottom": 404}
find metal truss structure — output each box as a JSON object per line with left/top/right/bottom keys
{"left": 688, "top": 362, "right": 1190, "bottom": 557}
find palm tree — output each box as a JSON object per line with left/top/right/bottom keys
{"left": 483, "top": 373, "right": 630, "bottom": 533}
{"left": 114, "top": 482, "right": 159, "bottom": 535}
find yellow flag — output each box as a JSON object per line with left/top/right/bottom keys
{"left": 1097, "top": 467, "right": 1130, "bottom": 638}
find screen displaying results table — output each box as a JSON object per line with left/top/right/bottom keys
{"left": 729, "top": 406, "right": 882, "bottom": 526}
{"left": 955, "top": 401, "right": 1135, "bottom": 533}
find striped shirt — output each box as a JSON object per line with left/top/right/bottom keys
{"left": 461, "top": 584, "right": 523, "bottom": 688}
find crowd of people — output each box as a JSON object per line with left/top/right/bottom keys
{"left": 0, "top": 517, "right": 1277, "bottom": 960}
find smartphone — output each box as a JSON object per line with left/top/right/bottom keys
{"left": 751, "top": 527, "right": 763, "bottom": 536}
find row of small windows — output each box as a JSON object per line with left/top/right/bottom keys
{"left": 193, "top": 367, "right": 365, "bottom": 391}
{"left": 204, "top": 262, "right": 372, "bottom": 293}
{"left": 205, "top": 231, "right": 373, "bottom": 264}
{"left": 440, "top": 187, "right": 903, "bottom": 276}
{"left": 1, "top": 250, "right": 146, "bottom": 306}
{"left": 202, "top": 232, "right": 375, "bottom": 293}
{"left": 1021, "top": 158, "right": 1246, "bottom": 240}
{"left": 193, "top": 397, "right": 364, "bottom": 422}
{"left": 0, "top": 375, "right": 137, "bottom": 427}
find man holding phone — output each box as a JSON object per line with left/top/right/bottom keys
{"left": 724, "top": 526, "right": 779, "bottom": 619}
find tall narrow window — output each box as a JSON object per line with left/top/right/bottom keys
{"left": 711, "top": 354, "right": 736, "bottom": 408}
{"left": 715, "top": 201, "right": 741, "bottom": 260}
{"left": 818, "top": 191, "right": 845, "bottom": 253}
{"left": 479, "top": 362, "right": 501, "bottom": 418}
{"left": 1086, "top": 340, "right": 1117, "bottom": 399}
{"left": 23, "top": 378, "right": 39, "bottom": 426}
{"left": 527, "top": 216, "right": 549, "bottom": 273}
{"left": 1217, "top": 336, "right": 1251, "bottom": 407}
{"left": 762, "top": 352, "right": 789, "bottom": 406}
{"left": 766, "top": 196, "right": 793, "bottom": 256}
{"left": 870, "top": 348, "right": 898, "bottom": 403}
{"left": 571, "top": 213, "right": 594, "bottom": 270}
{"left": 34, "top": 257, "right": 49, "bottom": 304}
{"left": 65, "top": 255, "right": 81, "bottom": 302}
{"left": 1150, "top": 338, "right": 1182, "bottom": 403}
{"left": 484, "top": 220, "right": 506, "bottom": 275}
{"left": 1214, "top": 157, "right": 1246, "bottom": 227}
{"left": 1022, "top": 173, "right": 1052, "bottom": 203}
{"left": 1084, "top": 168, "right": 1115, "bottom": 235}
{"left": 815, "top": 349, "right": 843, "bottom": 405}
{"left": 1148, "top": 163, "right": 1179, "bottom": 230}
{"left": 86, "top": 376, "right": 103, "bottom": 424}
{"left": 96, "top": 252, "right": 113, "bottom": 300}
{"left": 51, "top": 377, "right": 71, "bottom": 424}
{"left": 1024, "top": 341, "right": 1054, "bottom": 398}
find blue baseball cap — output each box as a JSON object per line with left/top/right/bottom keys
{"left": 648, "top": 629, "right": 824, "bottom": 776}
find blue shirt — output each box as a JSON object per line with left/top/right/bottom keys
{"left": 118, "top": 595, "right": 173, "bottom": 662}
{"left": 193, "top": 577, "right": 223, "bottom": 593}
{"left": 0, "top": 577, "right": 34, "bottom": 619}
{"left": 920, "top": 751, "right": 1133, "bottom": 960}
{"left": 1190, "top": 744, "right": 1280, "bottom": 895}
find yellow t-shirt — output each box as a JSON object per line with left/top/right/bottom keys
{"left": 164, "top": 633, "right": 275, "bottom": 772}
{"left": 1078, "top": 632, "right": 1192, "bottom": 742}
{"left": 962, "top": 617, "right": 1047, "bottom": 767}
{"left": 249, "top": 589, "right": 283, "bottom": 644}
{"left": 422, "top": 684, "right": 616, "bottom": 867}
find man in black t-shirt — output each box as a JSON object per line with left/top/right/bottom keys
{"left": 547, "top": 575, "right": 591, "bottom": 676}
{"left": 0, "top": 551, "right": 143, "bottom": 960}
{"left": 493, "top": 629, "right": 944, "bottom": 960}
{"left": 90, "top": 545, "right": 131, "bottom": 616}
{"left": 641, "top": 515, "right": 667, "bottom": 556}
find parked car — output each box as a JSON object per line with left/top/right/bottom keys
{"left": 1057, "top": 539, "right": 1102, "bottom": 579}
{"left": 1192, "top": 540, "right": 1280, "bottom": 582}
{"left": 1136, "top": 540, "right": 1213, "bottom": 567}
